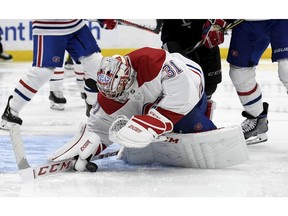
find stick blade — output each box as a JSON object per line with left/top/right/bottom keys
{"left": 9, "top": 124, "right": 77, "bottom": 181}
{"left": 9, "top": 124, "right": 30, "bottom": 170}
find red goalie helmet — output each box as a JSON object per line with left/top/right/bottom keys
{"left": 97, "top": 55, "right": 136, "bottom": 102}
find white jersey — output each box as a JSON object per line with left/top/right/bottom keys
{"left": 32, "top": 19, "right": 86, "bottom": 35}
{"left": 88, "top": 47, "right": 206, "bottom": 145}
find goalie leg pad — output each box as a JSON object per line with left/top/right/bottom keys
{"left": 119, "top": 125, "right": 249, "bottom": 168}
{"left": 48, "top": 123, "right": 103, "bottom": 171}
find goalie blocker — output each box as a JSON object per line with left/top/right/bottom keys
{"left": 117, "top": 125, "right": 249, "bottom": 169}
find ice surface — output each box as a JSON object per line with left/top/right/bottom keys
{"left": 1, "top": 60, "right": 288, "bottom": 214}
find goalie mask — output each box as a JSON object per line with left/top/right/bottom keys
{"left": 97, "top": 55, "right": 136, "bottom": 103}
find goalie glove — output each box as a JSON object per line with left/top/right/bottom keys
{"left": 98, "top": 19, "right": 118, "bottom": 30}
{"left": 201, "top": 19, "right": 227, "bottom": 48}
{"left": 109, "top": 115, "right": 129, "bottom": 143}
{"left": 47, "top": 123, "right": 104, "bottom": 171}
{"left": 115, "top": 109, "right": 173, "bottom": 148}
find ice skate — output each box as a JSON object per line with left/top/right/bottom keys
{"left": 0, "top": 52, "right": 13, "bottom": 61}
{"left": 0, "top": 95, "right": 23, "bottom": 130}
{"left": 241, "top": 102, "right": 269, "bottom": 145}
{"left": 49, "top": 91, "right": 67, "bottom": 111}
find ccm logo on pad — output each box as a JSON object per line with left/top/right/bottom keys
{"left": 128, "top": 125, "right": 142, "bottom": 133}
{"left": 80, "top": 140, "right": 91, "bottom": 151}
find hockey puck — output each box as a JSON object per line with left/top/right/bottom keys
{"left": 86, "top": 162, "right": 98, "bottom": 172}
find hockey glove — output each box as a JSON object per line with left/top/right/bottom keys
{"left": 115, "top": 109, "right": 173, "bottom": 148}
{"left": 201, "top": 19, "right": 227, "bottom": 48}
{"left": 98, "top": 19, "right": 118, "bottom": 29}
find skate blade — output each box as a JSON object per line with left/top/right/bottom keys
{"left": 50, "top": 102, "right": 65, "bottom": 111}
{"left": 246, "top": 133, "right": 268, "bottom": 145}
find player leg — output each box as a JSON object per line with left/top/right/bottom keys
{"left": 229, "top": 65, "right": 269, "bottom": 144}
{"left": 270, "top": 20, "right": 288, "bottom": 94}
{"left": 67, "top": 25, "right": 102, "bottom": 117}
{"left": 227, "top": 21, "right": 270, "bottom": 144}
{"left": 1, "top": 35, "right": 66, "bottom": 129}
{"left": 73, "top": 62, "right": 86, "bottom": 99}
{"left": 278, "top": 58, "right": 288, "bottom": 93}
{"left": 80, "top": 52, "right": 103, "bottom": 116}
{"left": 49, "top": 67, "right": 67, "bottom": 110}
{"left": 0, "top": 66, "right": 55, "bottom": 129}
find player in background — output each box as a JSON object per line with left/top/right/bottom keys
{"left": 48, "top": 55, "right": 86, "bottom": 111}
{"left": 48, "top": 46, "right": 236, "bottom": 171}
{"left": 157, "top": 19, "right": 226, "bottom": 100}
{"left": 226, "top": 20, "right": 288, "bottom": 144}
{"left": 0, "top": 34, "right": 13, "bottom": 61}
{"left": 48, "top": 67, "right": 68, "bottom": 111}
{"left": 0, "top": 19, "right": 117, "bottom": 129}
{"left": 157, "top": 19, "right": 229, "bottom": 119}
{"left": 48, "top": 20, "right": 115, "bottom": 111}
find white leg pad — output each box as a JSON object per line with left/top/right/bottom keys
{"left": 47, "top": 123, "right": 102, "bottom": 162}
{"left": 119, "top": 125, "right": 249, "bottom": 168}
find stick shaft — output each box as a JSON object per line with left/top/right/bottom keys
{"left": 116, "top": 19, "right": 161, "bottom": 34}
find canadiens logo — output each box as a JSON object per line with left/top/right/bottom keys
{"left": 97, "top": 74, "right": 111, "bottom": 83}
{"left": 194, "top": 123, "right": 203, "bottom": 131}
{"left": 52, "top": 56, "right": 61, "bottom": 63}
{"left": 231, "top": 50, "right": 239, "bottom": 57}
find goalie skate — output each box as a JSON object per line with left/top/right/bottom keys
{"left": 245, "top": 133, "right": 268, "bottom": 145}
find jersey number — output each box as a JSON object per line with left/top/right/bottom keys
{"left": 162, "top": 60, "right": 183, "bottom": 78}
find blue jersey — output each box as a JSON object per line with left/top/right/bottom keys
{"left": 227, "top": 20, "right": 288, "bottom": 67}
{"left": 32, "top": 19, "right": 100, "bottom": 68}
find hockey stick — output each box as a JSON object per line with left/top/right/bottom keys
{"left": 116, "top": 19, "right": 161, "bottom": 34}
{"left": 88, "top": 19, "right": 161, "bottom": 34}
{"left": 182, "top": 19, "right": 245, "bottom": 55}
{"left": 9, "top": 124, "right": 119, "bottom": 181}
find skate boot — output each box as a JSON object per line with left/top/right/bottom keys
{"left": 0, "top": 52, "right": 13, "bottom": 61}
{"left": 241, "top": 102, "right": 269, "bottom": 145}
{"left": 0, "top": 95, "right": 23, "bottom": 130}
{"left": 49, "top": 91, "right": 67, "bottom": 110}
